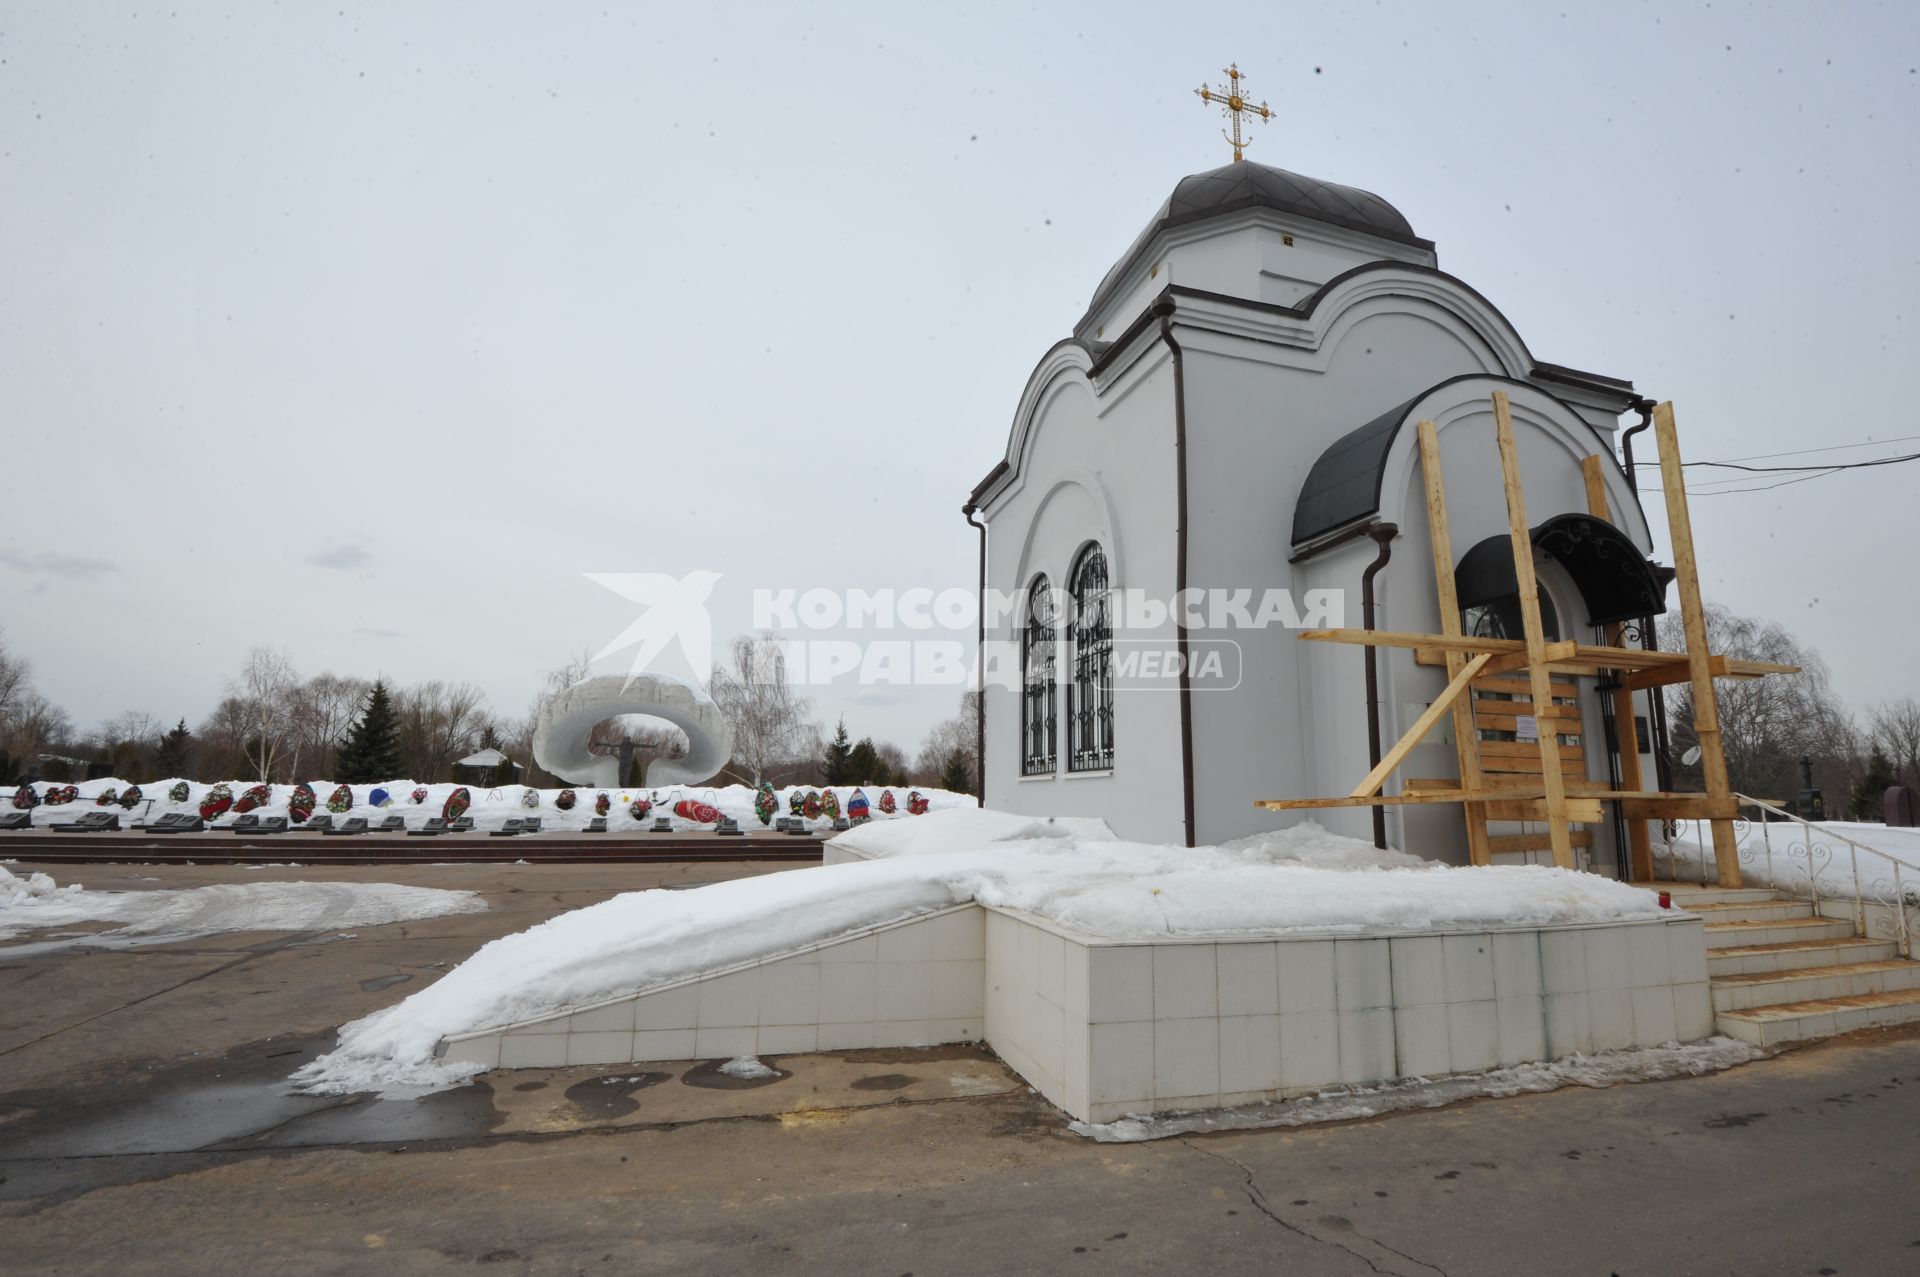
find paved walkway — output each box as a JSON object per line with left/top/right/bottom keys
{"left": 3, "top": 860, "right": 1917, "bottom": 1275}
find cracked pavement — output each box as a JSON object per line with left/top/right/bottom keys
{"left": 4, "top": 859, "right": 1919, "bottom": 1275}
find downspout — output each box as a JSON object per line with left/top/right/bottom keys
{"left": 1619, "top": 396, "right": 1655, "bottom": 494}
{"left": 1360, "top": 522, "right": 1399, "bottom": 849}
{"left": 964, "top": 503, "right": 988, "bottom": 807}
{"left": 1620, "top": 395, "right": 1671, "bottom": 792}
{"left": 1157, "top": 304, "right": 1198, "bottom": 849}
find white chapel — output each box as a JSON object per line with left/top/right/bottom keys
{"left": 966, "top": 155, "right": 1673, "bottom": 866}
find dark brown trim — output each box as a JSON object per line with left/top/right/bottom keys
{"left": 1359, "top": 523, "right": 1399, "bottom": 850}
{"left": 963, "top": 503, "right": 988, "bottom": 807}
{"left": 1289, "top": 372, "right": 1649, "bottom": 551}
{"left": 1158, "top": 308, "right": 1198, "bottom": 849}
{"left": 966, "top": 460, "right": 1010, "bottom": 509}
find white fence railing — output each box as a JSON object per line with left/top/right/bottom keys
{"left": 1649, "top": 796, "right": 1914, "bottom": 959}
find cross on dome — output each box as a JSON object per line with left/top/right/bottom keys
{"left": 1193, "top": 62, "right": 1273, "bottom": 163}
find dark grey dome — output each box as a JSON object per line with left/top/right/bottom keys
{"left": 1088, "top": 162, "right": 1427, "bottom": 317}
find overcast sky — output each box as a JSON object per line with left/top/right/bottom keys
{"left": 3, "top": 1, "right": 1916, "bottom": 753}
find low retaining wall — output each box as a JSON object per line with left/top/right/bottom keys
{"left": 440, "top": 896, "right": 1711, "bottom": 1123}
{"left": 440, "top": 905, "right": 985, "bottom": 1070}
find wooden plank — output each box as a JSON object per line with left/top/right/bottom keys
{"left": 1583, "top": 451, "right": 1655, "bottom": 882}
{"left": 1416, "top": 418, "right": 1494, "bottom": 866}
{"left": 1493, "top": 390, "right": 1576, "bottom": 869}
{"left": 1621, "top": 795, "right": 1740, "bottom": 821}
{"left": 1654, "top": 401, "right": 1742, "bottom": 887}
{"left": 1481, "top": 640, "right": 1577, "bottom": 677}
{"left": 1349, "top": 652, "right": 1492, "bottom": 798}
{"left": 1471, "top": 674, "right": 1581, "bottom": 700}
{"left": 1471, "top": 704, "right": 1582, "bottom": 728}
{"left": 1306, "top": 629, "right": 1794, "bottom": 678}
{"left": 1489, "top": 830, "right": 1595, "bottom": 854}
{"left": 1485, "top": 798, "right": 1605, "bottom": 822}
{"left": 1622, "top": 655, "right": 1729, "bottom": 692}
{"left": 1480, "top": 740, "right": 1587, "bottom": 763}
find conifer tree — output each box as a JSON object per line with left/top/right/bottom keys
{"left": 154, "top": 719, "right": 194, "bottom": 779}
{"left": 1852, "top": 748, "right": 1898, "bottom": 821}
{"left": 939, "top": 748, "right": 974, "bottom": 796}
{"left": 823, "top": 717, "right": 854, "bottom": 784}
{"left": 336, "top": 681, "right": 403, "bottom": 782}
{"left": 845, "top": 737, "right": 881, "bottom": 784}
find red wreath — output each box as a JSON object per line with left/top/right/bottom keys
{"left": 673, "top": 798, "right": 721, "bottom": 824}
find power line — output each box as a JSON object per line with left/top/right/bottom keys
{"left": 1719, "top": 433, "right": 1920, "bottom": 464}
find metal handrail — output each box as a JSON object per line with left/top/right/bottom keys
{"left": 1703, "top": 794, "right": 1913, "bottom": 958}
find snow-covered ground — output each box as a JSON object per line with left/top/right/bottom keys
{"left": 1070, "top": 1037, "right": 1766, "bottom": 1141}
{"left": 5, "top": 777, "right": 974, "bottom": 833}
{"left": 1656, "top": 818, "right": 1920, "bottom": 902}
{"left": 294, "top": 808, "right": 1666, "bottom": 1095}
{"left": 0, "top": 864, "right": 486, "bottom": 952}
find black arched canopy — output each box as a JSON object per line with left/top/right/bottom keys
{"left": 1454, "top": 513, "right": 1669, "bottom": 628}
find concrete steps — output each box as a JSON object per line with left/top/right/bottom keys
{"left": 1711, "top": 959, "right": 1920, "bottom": 1012}
{"left": 1715, "top": 987, "right": 1920, "bottom": 1048}
{"left": 1684, "top": 899, "right": 1818, "bottom": 924}
{"left": 1709, "top": 937, "right": 1903, "bottom": 978}
{"left": 1667, "top": 883, "right": 1920, "bottom": 1047}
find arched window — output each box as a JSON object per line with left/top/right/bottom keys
{"left": 1021, "top": 576, "right": 1057, "bottom": 775}
{"left": 1067, "top": 544, "right": 1113, "bottom": 771}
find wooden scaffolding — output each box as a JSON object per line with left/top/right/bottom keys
{"left": 1258, "top": 394, "right": 1796, "bottom": 887}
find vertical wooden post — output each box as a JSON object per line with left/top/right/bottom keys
{"left": 1492, "top": 392, "right": 1576, "bottom": 870}
{"left": 1581, "top": 455, "right": 1654, "bottom": 881}
{"left": 1417, "top": 420, "right": 1493, "bottom": 866}
{"left": 1654, "top": 402, "right": 1743, "bottom": 887}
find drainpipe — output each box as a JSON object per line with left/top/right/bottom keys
{"left": 963, "top": 503, "right": 987, "bottom": 806}
{"left": 1157, "top": 305, "right": 1198, "bottom": 849}
{"left": 1619, "top": 396, "right": 1655, "bottom": 494}
{"left": 1360, "top": 522, "right": 1399, "bottom": 849}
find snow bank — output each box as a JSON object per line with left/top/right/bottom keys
{"left": 1658, "top": 819, "right": 1920, "bottom": 899}
{"left": 9, "top": 777, "right": 975, "bottom": 834}
{"left": 1, "top": 865, "right": 79, "bottom": 908}
{"left": 294, "top": 809, "right": 1665, "bottom": 1095}
{"left": 0, "top": 867, "right": 487, "bottom": 947}
{"left": 1070, "top": 1037, "right": 1766, "bottom": 1141}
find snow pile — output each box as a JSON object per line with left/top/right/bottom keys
{"left": 1, "top": 865, "right": 80, "bottom": 907}
{"left": 1072, "top": 1037, "right": 1767, "bottom": 1142}
{"left": 0, "top": 868, "right": 487, "bottom": 948}
{"left": 295, "top": 808, "right": 1666, "bottom": 1095}
{"left": 8, "top": 777, "right": 975, "bottom": 834}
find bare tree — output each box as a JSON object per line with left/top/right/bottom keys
{"left": 7, "top": 692, "right": 73, "bottom": 768}
{"left": 231, "top": 646, "right": 298, "bottom": 781}
{"left": 874, "top": 741, "right": 911, "bottom": 786}
{"left": 397, "top": 680, "right": 491, "bottom": 781}
{"left": 288, "top": 672, "right": 371, "bottom": 779}
{"left": 915, "top": 690, "right": 982, "bottom": 789}
{"left": 710, "top": 632, "right": 818, "bottom": 786}
{"left": 1871, "top": 696, "right": 1920, "bottom": 791}
{"left": 195, "top": 696, "right": 255, "bottom": 781}
{"left": 0, "top": 627, "right": 30, "bottom": 731}
{"left": 1659, "top": 605, "right": 1845, "bottom": 801}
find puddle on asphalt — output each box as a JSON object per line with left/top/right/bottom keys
{"left": 0, "top": 1035, "right": 503, "bottom": 1169}
{"left": 563, "top": 1071, "right": 672, "bottom": 1119}
{"left": 357, "top": 972, "right": 414, "bottom": 993}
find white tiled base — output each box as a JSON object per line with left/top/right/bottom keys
{"left": 979, "top": 910, "right": 1713, "bottom": 1123}
{"left": 441, "top": 900, "right": 1714, "bottom": 1126}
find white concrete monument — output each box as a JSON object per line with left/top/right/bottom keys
{"left": 530, "top": 674, "right": 733, "bottom": 790}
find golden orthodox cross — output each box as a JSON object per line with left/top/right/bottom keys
{"left": 1194, "top": 63, "right": 1272, "bottom": 163}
